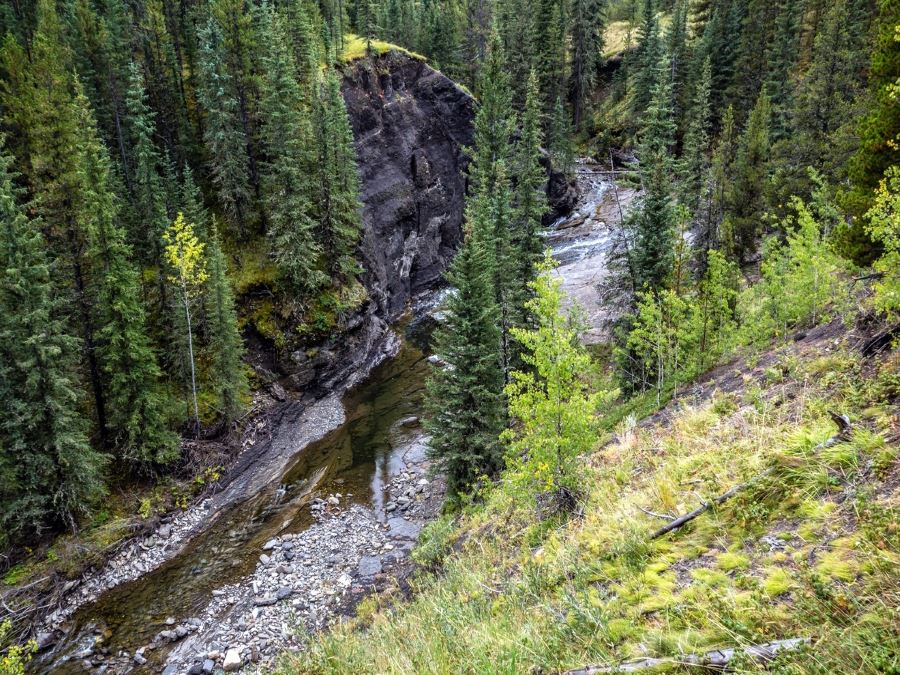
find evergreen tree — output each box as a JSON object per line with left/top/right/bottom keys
{"left": 180, "top": 165, "right": 211, "bottom": 239}
{"left": 196, "top": 17, "right": 253, "bottom": 238}
{"left": 0, "top": 146, "right": 106, "bottom": 538}
{"left": 763, "top": 0, "right": 801, "bottom": 139}
{"left": 630, "top": 57, "right": 676, "bottom": 292}
{"left": 204, "top": 222, "right": 249, "bottom": 421}
{"left": 258, "top": 5, "right": 324, "bottom": 294}
{"left": 314, "top": 70, "right": 364, "bottom": 282}
{"left": 568, "top": 0, "right": 604, "bottom": 129}
{"left": 630, "top": 0, "right": 662, "bottom": 118}
{"left": 725, "top": 92, "right": 771, "bottom": 262}
{"left": 532, "top": 0, "right": 567, "bottom": 124}
{"left": 470, "top": 28, "right": 515, "bottom": 195}
{"left": 549, "top": 95, "right": 575, "bottom": 178}
{"left": 424, "top": 222, "right": 505, "bottom": 497}
{"left": 510, "top": 70, "right": 549, "bottom": 321}
{"left": 72, "top": 85, "right": 179, "bottom": 466}
{"left": 679, "top": 58, "right": 713, "bottom": 216}
{"left": 125, "top": 62, "right": 170, "bottom": 266}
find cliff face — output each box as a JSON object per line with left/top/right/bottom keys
{"left": 341, "top": 51, "right": 475, "bottom": 321}
{"left": 277, "top": 51, "right": 575, "bottom": 396}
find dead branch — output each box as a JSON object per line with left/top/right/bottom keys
{"left": 650, "top": 413, "right": 851, "bottom": 540}
{"left": 563, "top": 637, "right": 810, "bottom": 673}
{"left": 637, "top": 506, "right": 675, "bottom": 521}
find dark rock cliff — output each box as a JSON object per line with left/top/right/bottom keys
{"left": 275, "top": 51, "right": 575, "bottom": 396}
{"left": 341, "top": 51, "right": 475, "bottom": 321}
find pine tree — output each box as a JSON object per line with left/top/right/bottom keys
{"left": 204, "top": 222, "right": 249, "bottom": 421}
{"left": 630, "top": 0, "right": 662, "bottom": 118}
{"left": 549, "top": 95, "right": 575, "bottom": 178}
{"left": 259, "top": 5, "right": 324, "bottom": 294}
{"left": 630, "top": 56, "right": 676, "bottom": 291}
{"left": 196, "top": 16, "right": 253, "bottom": 238}
{"left": 568, "top": 0, "right": 604, "bottom": 129}
{"left": 679, "top": 57, "right": 713, "bottom": 214}
{"left": 72, "top": 84, "right": 179, "bottom": 466}
{"left": 0, "top": 146, "right": 106, "bottom": 538}
{"left": 125, "top": 62, "right": 170, "bottom": 266}
{"left": 424, "top": 221, "right": 505, "bottom": 497}
{"left": 470, "top": 28, "right": 515, "bottom": 195}
{"left": 666, "top": 0, "right": 690, "bottom": 129}
{"left": 510, "top": 70, "right": 549, "bottom": 322}
{"left": 314, "top": 70, "right": 364, "bottom": 282}
{"left": 179, "top": 165, "right": 211, "bottom": 239}
{"left": 705, "top": 105, "right": 737, "bottom": 256}
{"left": 163, "top": 213, "right": 208, "bottom": 435}
{"left": 725, "top": 91, "right": 771, "bottom": 262}
{"left": 763, "top": 0, "right": 801, "bottom": 139}
{"left": 532, "top": 0, "right": 567, "bottom": 124}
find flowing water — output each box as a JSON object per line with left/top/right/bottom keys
{"left": 37, "top": 333, "right": 431, "bottom": 674}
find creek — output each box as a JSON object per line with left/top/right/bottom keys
{"left": 36, "top": 323, "right": 434, "bottom": 674}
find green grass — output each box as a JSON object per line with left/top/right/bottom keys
{"left": 277, "top": 341, "right": 900, "bottom": 674}
{"left": 340, "top": 34, "right": 425, "bottom": 63}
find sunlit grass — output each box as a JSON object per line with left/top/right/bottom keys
{"left": 340, "top": 33, "right": 425, "bottom": 63}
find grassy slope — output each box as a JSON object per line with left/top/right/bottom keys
{"left": 280, "top": 320, "right": 899, "bottom": 673}
{"left": 340, "top": 34, "right": 425, "bottom": 63}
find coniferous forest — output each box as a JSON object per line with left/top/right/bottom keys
{"left": 1, "top": 0, "right": 899, "bottom": 672}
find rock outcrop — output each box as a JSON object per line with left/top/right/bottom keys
{"left": 274, "top": 50, "right": 576, "bottom": 395}
{"left": 341, "top": 51, "right": 475, "bottom": 321}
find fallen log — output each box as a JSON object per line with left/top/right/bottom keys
{"left": 563, "top": 637, "right": 811, "bottom": 674}
{"left": 649, "top": 413, "right": 852, "bottom": 540}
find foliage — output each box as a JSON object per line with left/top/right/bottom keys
{"left": 503, "top": 258, "right": 614, "bottom": 511}
{"left": 0, "top": 620, "right": 35, "bottom": 674}
{"left": 865, "top": 166, "right": 900, "bottom": 320}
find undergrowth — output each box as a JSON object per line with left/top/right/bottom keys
{"left": 279, "top": 337, "right": 899, "bottom": 674}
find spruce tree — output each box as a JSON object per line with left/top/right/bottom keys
{"left": 196, "top": 16, "right": 253, "bottom": 238}
{"left": 204, "top": 222, "right": 249, "bottom": 422}
{"left": 630, "top": 57, "right": 676, "bottom": 292}
{"left": 679, "top": 58, "right": 713, "bottom": 214}
{"left": 568, "top": 0, "right": 604, "bottom": 129}
{"left": 725, "top": 92, "right": 771, "bottom": 262}
{"left": 630, "top": 0, "right": 662, "bottom": 118}
{"left": 259, "top": 5, "right": 324, "bottom": 294}
{"left": 510, "top": 70, "right": 549, "bottom": 320}
{"left": 763, "top": 0, "right": 801, "bottom": 139}
{"left": 72, "top": 85, "right": 179, "bottom": 466}
{"left": 0, "top": 146, "right": 106, "bottom": 537}
{"left": 125, "top": 62, "right": 170, "bottom": 266}
{"left": 424, "top": 221, "right": 505, "bottom": 497}
{"left": 314, "top": 70, "right": 364, "bottom": 282}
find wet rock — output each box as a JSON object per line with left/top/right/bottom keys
{"left": 223, "top": 648, "right": 242, "bottom": 672}
{"left": 327, "top": 495, "right": 340, "bottom": 506}
{"left": 259, "top": 554, "right": 271, "bottom": 565}
{"left": 162, "top": 666, "right": 178, "bottom": 675}
{"left": 202, "top": 659, "right": 215, "bottom": 674}
{"left": 133, "top": 653, "right": 147, "bottom": 666}
{"left": 262, "top": 539, "right": 278, "bottom": 551}
{"left": 399, "top": 416, "right": 419, "bottom": 427}
{"left": 358, "top": 556, "right": 382, "bottom": 577}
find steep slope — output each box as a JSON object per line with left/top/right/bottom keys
{"left": 280, "top": 319, "right": 899, "bottom": 673}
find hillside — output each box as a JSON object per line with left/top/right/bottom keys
{"left": 280, "top": 317, "right": 899, "bottom": 673}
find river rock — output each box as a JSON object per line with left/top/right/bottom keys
{"left": 223, "top": 648, "right": 242, "bottom": 671}
{"left": 327, "top": 496, "right": 340, "bottom": 506}
{"left": 262, "top": 539, "right": 278, "bottom": 551}
{"left": 358, "top": 555, "right": 382, "bottom": 577}
{"left": 202, "top": 659, "right": 215, "bottom": 674}
{"left": 276, "top": 587, "right": 292, "bottom": 600}
{"left": 399, "top": 416, "right": 419, "bottom": 427}
{"left": 259, "top": 554, "right": 270, "bottom": 565}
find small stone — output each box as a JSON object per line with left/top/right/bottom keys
{"left": 165, "top": 617, "right": 176, "bottom": 626}
{"left": 175, "top": 626, "right": 188, "bottom": 638}
{"left": 276, "top": 587, "right": 292, "bottom": 601}
{"left": 188, "top": 663, "right": 204, "bottom": 674}
{"left": 399, "top": 416, "right": 419, "bottom": 427}
{"left": 397, "top": 496, "right": 410, "bottom": 506}
{"left": 327, "top": 496, "right": 340, "bottom": 506}
{"left": 202, "top": 659, "right": 215, "bottom": 674}
{"left": 254, "top": 596, "right": 277, "bottom": 607}
{"left": 133, "top": 653, "right": 147, "bottom": 666}
{"left": 337, "top": 573, "right": 352, "bottom": 588}
{"left": 385, "top": 502, "right": 397, "bottom": 512}
{"left": 162, "top": 666, "right": 178, "bottom": 675}
{"left": 259, "top": 554, "right": 271, "bottom": 565}
{"left": 417, "top": 478, "right": 429, "bottom": 486}
{"left": 158, "top": 524, "right": 172, "bottom": 539}
{"left": 262, "top": 539, "right": 278, "bottom": 551}
{"left": 223, "top": 648, "right": 242, "bottom": 672}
